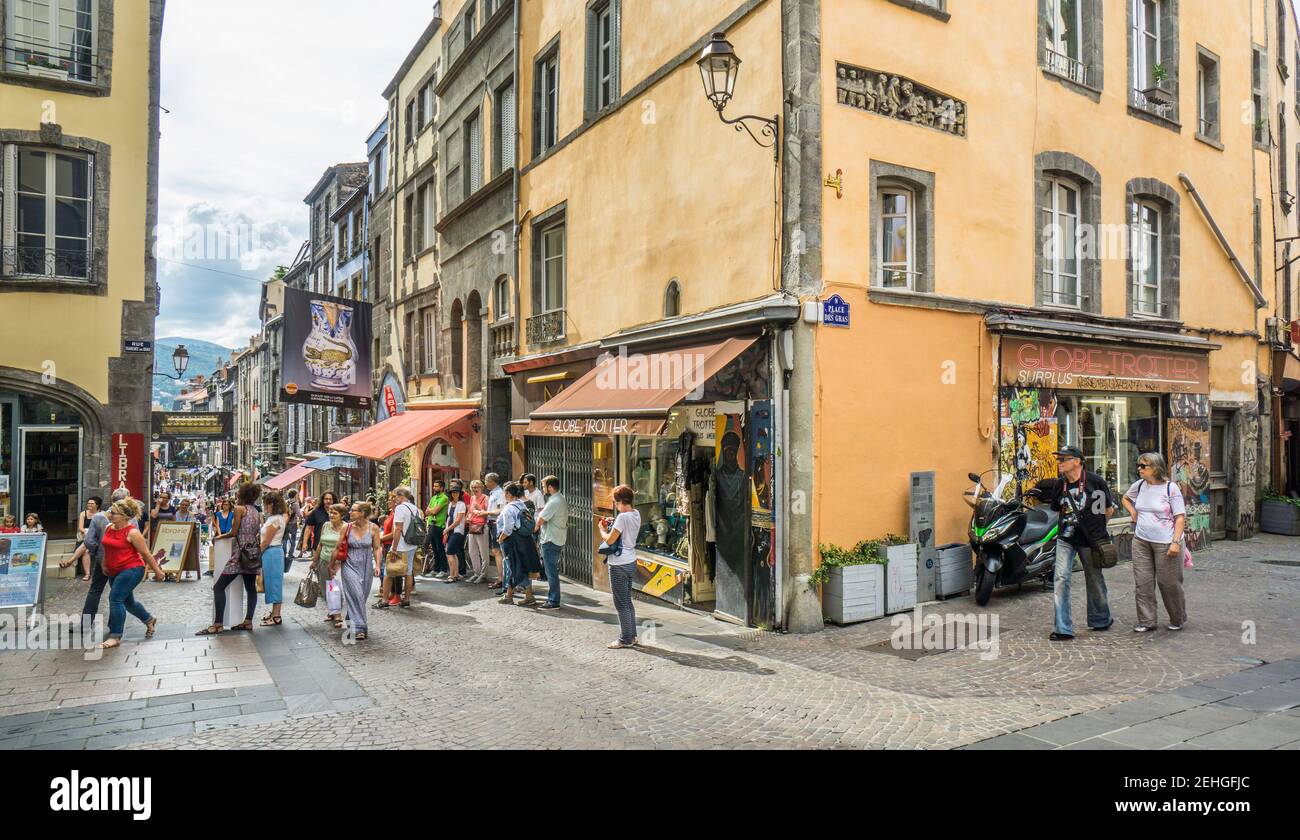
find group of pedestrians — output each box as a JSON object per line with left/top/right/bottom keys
{"left": 1036, "top": 445, "right": 1190, "bottom": 641}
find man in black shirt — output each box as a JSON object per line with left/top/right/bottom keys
{"left": 1035, "top": 446, "right": 1116, "bottom": 640}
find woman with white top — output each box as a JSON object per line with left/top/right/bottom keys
{"left": 259, "top": 491, "right": 288, "bottom": 627}
{"left": 1121, "top": 452, "right": 1188, "bottom": 633}
{"left": 443, "top": 485, "right": 469, "bottom": 581}
{"left": 598, "top": 484, "right": 641, "bottom": 649}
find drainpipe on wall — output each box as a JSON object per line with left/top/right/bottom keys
{"left": 512, "top": 0, "right": 522, "bottom": 357}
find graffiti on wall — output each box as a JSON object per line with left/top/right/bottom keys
{"left": 1169, "top": 416, "right": 1212, "bottom": 551}
{"left": 999, "top": 388, "right": 1059, "bottom": 494}
{"left": 1168, "top": 393, "right": 1210, "bottom": 419}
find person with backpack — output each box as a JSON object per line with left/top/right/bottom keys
{"left": 384, "top": 486, "right": 425, "bottom": 609}
{"left": 496, "top": 482, "right": 541, "bottom": 607}
{"left": 1121, "top": 452, "right": 1188, "bottom": 632}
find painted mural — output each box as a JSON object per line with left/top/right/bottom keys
{"left": 998, "top": 388, "right": 1060, "bottom": 495}
{"left": 1168, "top": 415, "right": 1212, "bottom": 551}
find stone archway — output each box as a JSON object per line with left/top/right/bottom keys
{"left": 465, "top": 290, "right": 483, "bottom": 395}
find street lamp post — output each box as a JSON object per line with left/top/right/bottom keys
{"left": 696, "top": 32, "right": 780, "bottom": 161}
{"left": 153, "top": 344, "right": 191, "bottom": 380}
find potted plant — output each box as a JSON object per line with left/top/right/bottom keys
{"left": 812, "top": 539, "right": 889, "bottom": 625}
{"left": 1261, "top": 493, "right": 1300, "bottom": 536}
{"left": 1141, "top": 64, "right": 1176, "bottom": 107}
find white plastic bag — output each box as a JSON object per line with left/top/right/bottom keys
{"left": 325, "top": 578, "right": 342, "bottom": 613}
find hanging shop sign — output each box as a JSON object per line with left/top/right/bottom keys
{"left": 1000, "top": 337, "right": 1210, "bottom": 394}
{"left": 281, "top": 287, "right": 374, "bottom": 409}
{"left": 669, "top": 404, "right": 717, "bottom": 445}
{"left": 151, "top": 412, "right": 233, "bottom": 442}
{"left": 376, "top": 372, "right": 406, "bottom": 422}
{"left": 526, "top": 417, "right": 667, "bottom": 437}
{"left": 111, "top": 433, "right": 146, "bottom": 500}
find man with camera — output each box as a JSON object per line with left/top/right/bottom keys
{"left": 1034, "top": 446, "right": 1117, "bottom": 641}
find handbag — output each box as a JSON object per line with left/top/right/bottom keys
{"left": 235, "top": 511, "right": 263, "bottom": 573}
{"left": 294, "top": 565, "right": 320, "bottom": 608}
{"left": 333, "top": 524, "right": 351, "bottom": 566}
{"left": 386, "top": 550, "right": 409, "bottom": 577}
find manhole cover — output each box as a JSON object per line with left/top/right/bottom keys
{"left": 861, "top": 618, "right": 992, "bottom": 660}
{"left": 1261, "top": 560, "right": 1300, "bottom": 567}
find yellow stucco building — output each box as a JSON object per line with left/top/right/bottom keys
{"left": 0, "top": 0, "right": 164, "bottom": 538}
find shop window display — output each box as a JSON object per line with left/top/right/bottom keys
{"left": 1055, "top": 394, "right": 1161, "bottom": 490}
{"left": 624, "top": 436, "right": 688, "bottom": 561}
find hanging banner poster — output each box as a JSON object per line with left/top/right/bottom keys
{"left": 0, "top": 532, "right": 47, "bottom": 609}
{"left": 281, "top": 287, "right": 374, "bottom": 409}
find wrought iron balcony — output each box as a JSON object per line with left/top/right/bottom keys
{"left": 3, "top": 36, "right": 97, "bottom": 83}
{"left": 1, "top": 245, "right": 93, "bottom": 281}
{"left": 1131, "top": 86, "right": 1174, "bottom": 119}
{"left": 526, "top": 309, "right": 565, "bottom": 345}
{"left": 1042, "top": 49, "right": 1089, "bottom": 87}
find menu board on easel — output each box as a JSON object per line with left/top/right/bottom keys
{"left": 150, "top": 520, "right": 200, "bottom": 580}
{"left": 0, "top": 532, "right": 46, "bottom": 609}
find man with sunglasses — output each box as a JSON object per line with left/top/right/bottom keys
{"left": 1035, "top": 445, "right": 1117, "bottom": 641}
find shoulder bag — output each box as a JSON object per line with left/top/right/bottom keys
{"left": 332, "top": 524, "right": 352, "bottom": 567}
{"left": 236, "top": 509, "right": 263, "bottom": 573}
{"left": 294, "top": 565, "right": 320, "bottom": 608}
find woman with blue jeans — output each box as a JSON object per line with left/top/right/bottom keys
{"left": 599, "top": 485, "right": 641, "bottom": 649}
{"left": 98, "top": 498, "right": 165, "bottom": 650}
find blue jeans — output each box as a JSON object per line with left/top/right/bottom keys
{"left": 541, "top": 541, "right": 562, "bottom": 606}
{"left": 107, "top": 565, "right": 152, "bottom": 639}
{"left": 1053, "top": 541, "right": 1112, "bottom": 636}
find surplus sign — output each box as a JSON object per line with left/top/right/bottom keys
{"left": 1001, "top": 337, "right": 1210, "bottom": 394}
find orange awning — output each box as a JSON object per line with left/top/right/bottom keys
{"left": 328, "top": 409, "right": 476, "bottom": 460}
{"left": 262, "top": 463, "right": 315, "bottom": 490}
{"left": 529, "top": 336, "right": 757, "bottom": 433}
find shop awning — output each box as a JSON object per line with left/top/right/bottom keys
{"left": 328, "top": 409, "right": 476, "bottom": 460}
{"left": 1274, "top": 349, "right": 1300, "bottom": 392}
{"left": 305, "top": 453, "right": 360, "bottom": 471}
{"left": 263, "top": 463, "right": 315, "bottom": 490}
{"left": 528, "top": 336, "right": 757, "bottom": 435}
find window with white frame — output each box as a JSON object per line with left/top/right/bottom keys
{"left": 422, "top": 182, "right": 435, "bottom": 247}
{"left": 534, "top": 47, "right": 559, "bottom": 157}
{"left": 878, "top": 187, "right": 913, "bottom": 289}
{"left": 1132, "top": 201, "right": 1161, "bottom": 315}
{"left": 1131, "top": 0, "right": 1161, "bottom": 92}
{"left": 494, "top": 274, "right": 510, "bottom": 320}
{"left": 463, "top": 110, "right": 482, "bottom": 196}
{"left": 2, "top": 145, "right": 92, "bottom": 279}
{"left": 585, "top": 1, "right": 620, "bottom": 115}
{"left": 1196, "top": 48, "right": 1220, "bottom": 142}
{"left": 1042, "top": 179, "right": 1082, "bottom": 308}
{"left": 1044, "top": 0, "right": 1084, "bottom": 82}
{"left": 422, "top": 307, "right": 437, "bottom": 373}
{"left": 4, "top": 0, "right": 96, "bottom": 83}
{"left": 1253, "top": 46, "right": 1268, "bottom": 146}
{"left": 538, "top": 219, "right": 565, "bottom": 312}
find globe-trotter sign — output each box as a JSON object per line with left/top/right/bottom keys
{"left": 1001, "top": 337, "right": 1210, "bottom": 394}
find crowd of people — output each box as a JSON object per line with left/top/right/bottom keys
{"left": 58, "top": 469, "right": 646, "bottom": 651}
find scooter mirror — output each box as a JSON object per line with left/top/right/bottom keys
{"left": 968, "top": 473, "right": 981, "bottom": 483}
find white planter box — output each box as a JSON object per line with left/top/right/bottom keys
{"left": 935, "top": 542, "right": 973, "bottom": 597}
{"left": 823, "top": 564, "right": 885, "bottom": 625}
{"left": 883, "top": 543, "right": 920, "bottom": 614}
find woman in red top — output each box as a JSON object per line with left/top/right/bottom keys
{"left": 101, "top": 497, "right": 165, "bottom": 650}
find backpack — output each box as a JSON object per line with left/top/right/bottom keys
{"left": 400, "top": 501, "right": 427, "bottom": 546}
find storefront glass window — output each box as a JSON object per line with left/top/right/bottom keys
{"left": 21, "top": 399, "right": 81, "bottom": 426}
{"left": 623, "top": 436, "right": 688, "bottom": 562}
{"left": 1055, "top": 394, "right": 1161, "bottom": 492}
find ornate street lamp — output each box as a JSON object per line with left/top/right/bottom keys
{"left": 697, "top": 32, "right": 779, "bottom": 160}
{"left": 153, "top": 343, "right": 190, "bottom": 380}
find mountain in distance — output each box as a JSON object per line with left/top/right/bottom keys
{"left": 152, "top": 337, "right": 238, "bottom": 409}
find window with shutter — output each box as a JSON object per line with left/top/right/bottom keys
{"left": 464, "top": 111, "right": 482, "bottom": 195}
{"left": 496, "top": 81, "right": 516, "bottom": 174}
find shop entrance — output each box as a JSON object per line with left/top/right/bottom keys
{"left": 421, "top": 438, "right": 461, "bottom": 496}
{"left": 526, "top": 435, "right": 594, "bottom": 587}
{"left": 1209, "top": 412, "right": 1231, "bottom": 539}
{"left": 20, "top": 426, "right": 81, "bottom": 539}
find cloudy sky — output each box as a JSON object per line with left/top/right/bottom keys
{"left": 156, "top": 1, "right": 434, "bottom": 349}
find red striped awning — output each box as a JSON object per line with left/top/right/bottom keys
{"left": 262, "top": 463, "right": 315, "bottom": 490}
{"left": 328, "top": 408, "right": 476, "bottom": 461}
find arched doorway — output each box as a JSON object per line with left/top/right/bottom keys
{"left": 421, "top": 437, "right": 461, "bottom": 502}
{"left": 465, "top": 290, "right": 483, "bottom": 395}
{"left": 449, "top": 298, "right": 464, "bottom": 392}
{"left": 2, "top": 394, "right": 85, "bottom": 540}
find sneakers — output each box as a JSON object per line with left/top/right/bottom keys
{"left": 1049, "top": 632, "right": 1074, "bottom": 641}
{"left": 537, "top": 603, "right": 560, "bottom": 611}
{"left": 517, "top": 597, "right": 538, "bottom": 608}
{"left": 1167, "top": 624, "right": 1183, "bottom": 631}
{"left": 434, "top": 571, "right": 448, "bottom": 580}
{"left": 1134, "top": 625, "right": 1153, "bottom": 633}
{"left": 416, "top": 574, "right": 437, "bottom": 582}
{"left": 497, "top": 594, "right": 515, "bottom": 605}
{"left": 387, "top": 595, "right": 401, "bottom": 607}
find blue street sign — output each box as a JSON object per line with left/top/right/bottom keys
{"left": 822, "top": 294, "right": 850, "bottom": 328}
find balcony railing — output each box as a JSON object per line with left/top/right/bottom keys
{"left": 1131, "top": 87, "right": 1174, "bottom": 119}
{"left": 491, "top": 321, "right": 515, "bottom": 358}
{"left": 1, "top": 246, "right": 93, "bottom": 281}
{"left": 526, "top": 309, "right": 565, "bottom": 345}
{"left": 3, "top": 35, "right": 96, "bottom": 83}
{"left": 1042, "top": 49, "right": 1090, "bottom": 87}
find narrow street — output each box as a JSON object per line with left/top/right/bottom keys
{"left": 3, "top": 535, "right": 1298, "bottom": 750}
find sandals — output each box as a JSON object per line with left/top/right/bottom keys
{"left": 145, "top": 617, "right": 158, "bottom": 638}
{"left": 99, "top": 638, "right": 122, "bottom": 650}
{"left": 195, "top": 625, "right": 223, "bottom": 636}
{"left": 399, "top": 600, "right": 412, "bottom": 608}
{"left": 227, "top": 621, "right": 253, "bottom": 632}
{"left": 334, "top": 620, "right": 346, "bottom": 629}
{"left": 354, "top": 632, "right": 368, "bottom": 641}
{"left": 324, "top": 615, "right": 339, "bottom": 623}
{"left": 260, "top": 615, "right": 282, "bottom": 627}
{"left": 373, "top": 601, "right": 390, "bottom": 610}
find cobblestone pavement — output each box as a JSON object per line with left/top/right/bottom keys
{"left": 2, "top": 534, "right": 1299, "bottom": 749}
